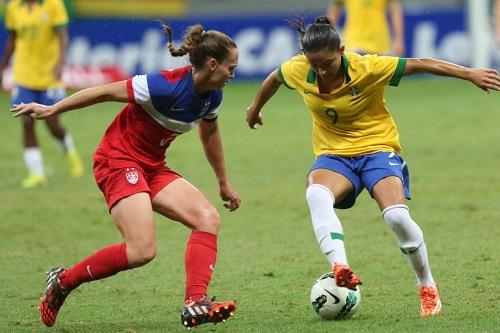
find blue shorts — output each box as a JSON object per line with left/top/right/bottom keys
{"left": 11, "top": 85, "right": 66, "bottom": 106}
{"left": 310, "top": 152, "right": 411, "bottom": 209}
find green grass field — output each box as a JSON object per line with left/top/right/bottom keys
{"left": 0, "top": 79, "right": 499, "bottom": 333}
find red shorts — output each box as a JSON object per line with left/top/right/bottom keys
{"left": 93, "top": 158, "right": 181, "bottom": 210}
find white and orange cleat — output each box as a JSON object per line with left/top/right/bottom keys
{"left": 419, "top": 285, "right": 442, "bottom": 317}
{"left": 333, "top": 263, "right": 362, "bottom": 291}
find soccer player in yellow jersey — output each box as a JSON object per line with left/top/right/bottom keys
{"left": 247, "top": 16, "right": 500, "bottom": 317}
{"left": 0, "top": 0, "right": 83, "bottom": 188}
{"left": 328, "top": 0, "right": 405, "bottom": 56}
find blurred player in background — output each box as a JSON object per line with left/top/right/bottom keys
{"left": 247, "top": 16, "right": 500, "bottom": 317}
{"left": 12, "top": 23, "right": 240, "bottom": 329}
{"left": 0, "top": 0, "right": 83, "bottom": 188}
{"left": 495, "top": 0, "right": 500, "bottom": 45}
{"left": 328, "top": 0, "right": 405, "bottom": 56}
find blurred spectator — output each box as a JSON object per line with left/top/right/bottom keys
{"left": 328, "top": 0, "right": 405, "bottom": 56}
{"left": 495, "top": 0, "right": 500, "bottom": 45}
{"left": 0, "top": 0, "right": 83, "bottom": 188}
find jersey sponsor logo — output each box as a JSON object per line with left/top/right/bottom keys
{"left": 201, "top": 101, "right": 210, "bottom": 113}
{"left": 170, "top": 104, "right": 184, "bottom": 112}
{"left": 160, "top": 135, "right": 177, "bottom": 147}
{"left": 349, "top": 86, "right": 360, "bottom": 97}
{"left": 125, "top": 168, "right": 139, "bottom": 184}
{"left": 303, "top": 89, "right": 311, "bottom": 94}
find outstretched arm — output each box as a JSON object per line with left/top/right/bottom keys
{"left": 198, "top": 119, "right": 241, "bottom": 212}
{"left": 405, "top": 58, "right": 500, "bottom": 93}
{"left": 246, "top": 69, "right": 282, "bottom": 129}
{"left": 11, "top": 80, "right": 130, "bottom": 119}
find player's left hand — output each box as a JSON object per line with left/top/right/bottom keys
{"left": 469, "top": 68, "right": 500, "bottom": 93}
{"left": 219, "top": 182, "right": 241, "bottom": 212}
{"left": 11, "top": 102, "right": 55, "bottom": 119}
{"left": 246, "top": 105, "right": 263, "bottom": 129}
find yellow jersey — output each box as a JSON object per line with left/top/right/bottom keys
{"left": 335, "top": 0, "right": 393, "bottom": 54}
{"left": 5, "top": 0, "right": 68, "bottom": 89}
{"left": 278, "top": 51, "right": 406, "bottom": 157}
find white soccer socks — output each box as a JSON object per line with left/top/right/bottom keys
{"left": 382, "top": 204, "right": 435, "bottom": 287}
{"left": 306, "top": 184, "right": 348, "bottom": 266}
{"left": 60, "top": 133, "right": 76, "bottom": 154}
{"left": 24, "top": 147, "right": 45, "bottom": 176}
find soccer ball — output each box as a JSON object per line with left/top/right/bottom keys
{"left": 310, "top": 272, "right": 361, "bottom": 320}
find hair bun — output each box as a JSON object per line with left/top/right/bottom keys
{"left": 314, "top": 16, "right": 334, "bottom": 27}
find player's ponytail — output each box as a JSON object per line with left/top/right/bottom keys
{"left": 289, "top": 15, "right": 340, "bottom": 53}
{"left": 160, "top": 21, "right": 198, "bottom": 57}
{"left": 159, "top": 22, "right": 236, "bottom": 70}
{"left": 314, "top": 15, "right": 335, "bottom": 28}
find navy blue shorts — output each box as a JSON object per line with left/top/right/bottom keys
{"left": 11, "top": 85, "right": 66, "bottom": 106}
{"left": 310, "top": 151, "right": 411, "bottom": 209}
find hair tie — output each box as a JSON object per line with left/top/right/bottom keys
{"left": 200, "top": 31, "right": 206, "bottom": 38}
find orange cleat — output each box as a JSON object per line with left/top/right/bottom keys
{"left": 419, "top": 285, "right": 442, "bottom": 317}
{"left": 181, "top": 296, "right": 236, "bottom": 329}
{"left": 333, "top": 263, "right": 362, "bottom": 290}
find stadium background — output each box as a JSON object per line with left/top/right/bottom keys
{"left": 0, "top": 0, "right": 499, "bottom": 88}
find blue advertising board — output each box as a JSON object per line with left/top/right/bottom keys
{"left": 1, "top": 9, "right": 498, "bottom": 81}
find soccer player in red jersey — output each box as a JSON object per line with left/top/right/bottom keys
{"left": 12, "top": 23, "right": 240, "bottom": 329}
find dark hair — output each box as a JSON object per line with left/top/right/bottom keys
{"left": 160, "top": 22, "right": 237, "bottom": 70}
{"left": 289, "top": 15, "right": 341, "bottom": 53}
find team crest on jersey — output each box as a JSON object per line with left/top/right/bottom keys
{"left": 125, "top": 168, "right": 139, "bottom": 185}
{"left": 349, "top": 86, "right": 360, "bottom": 97}
{"left": 200, "top": 101, "right": 210, "bottom": 115}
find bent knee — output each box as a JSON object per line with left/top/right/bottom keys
{"left": 190, "top": 206, "right": 221, "bottom": 234}
{"left": 126, "top": 240, "right": 157, "bottom": 267}
{"left": 382, "top": 204, "right": 411, "bottom": 225}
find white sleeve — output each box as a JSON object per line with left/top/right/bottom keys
{"left": 131, "top": 75, "right": 151, "bottom": 104}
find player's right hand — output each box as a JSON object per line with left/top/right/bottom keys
{"left": 11, "top": 102, "right": 55, "bottom": 119}
{"left": 246, "top": 105, "right": 263, "bottom": 129}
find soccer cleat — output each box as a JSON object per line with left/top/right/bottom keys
{"left": 333, "top": 263, "right": 362, "bottom": 290}
{"left": 181, "top": 296, "right": 236, "bottom": 329}
{"left": 21, "top": 173, "right": 48, "bottom": 188}
{"left": 67, "top": 150, "right": 83, "bottom": 178}
{"left": 419, "top": 285, "right": 442, "bottom": 317}
{"left": 39, "top": 268, "right": 69, "bottom": 327}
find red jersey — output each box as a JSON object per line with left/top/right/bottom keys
{"left": 94, "top": 67, "right": 223, "bottom": 173}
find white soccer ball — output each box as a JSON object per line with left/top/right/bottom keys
{"left": 310, "top": 272, "right": 361, "bottom": 320}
